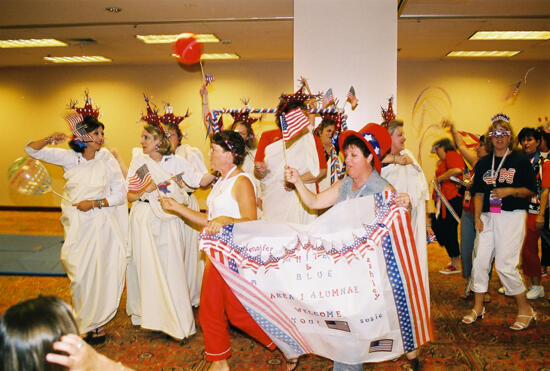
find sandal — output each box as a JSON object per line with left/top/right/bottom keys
{"left": 510, "top": 309, "right": 537, "bottom": 331}
{"left": 461, "top": 307, "right": 485, "bottom": 324}
{"left": 84, "top": 327, "right": 106, "bottom": 345}
{"left": 286, "top": 358, "right": 299, "bottom": 371}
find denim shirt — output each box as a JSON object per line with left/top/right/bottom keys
{"left": 336, "top": 171, "right": 389, "bottom": 204}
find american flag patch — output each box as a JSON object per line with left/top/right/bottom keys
{"left": 325, "top": 320, "right": 350, "bottom": 332}
{"left": 369, "top": 339, "right": 393, "bottom": 352}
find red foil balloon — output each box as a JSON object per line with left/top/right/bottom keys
{"left": 172, "top": 36, "right": 203, "bottom": 65}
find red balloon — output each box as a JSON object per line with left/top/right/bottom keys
{"left": 172, "top": 36, "right": 203, "bottom": 65}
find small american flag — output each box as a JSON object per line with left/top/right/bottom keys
{"left": 368, "top": 339, "right": 393, "bottom": 353}
{"left": 65, "top": 113, "right": 92, "bottom": 141}
{"left": 128, "top": 164, "right": 152, "bottom": 191}
{"left": 281, "top": 108, "right": 310, "bottom": 142}
{"left": 205, "top": 73, "right": 215, "bottom": 86}
{"left": 346, "top": 86, "right": 358, "bottom": 109}
{"left": 322, "top": 88, "right": 334, "bottom": 107}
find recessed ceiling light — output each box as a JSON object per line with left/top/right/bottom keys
{"left": 137, "top": 33, "right": 220, "bottom": 44}
{"left": 0, "top": 39, "right": 67, "bottom": 48}
{"left": 446, "top": 50, "right": 520, "bottom": 57}
{"left": 200, "top": 53, "right": 240, "bottom": 60}
{"left": 469, "top": 31, "right": 550, "bottom": 40}
{"left": 43, "top": 56, "right": 112, "bottom": 63}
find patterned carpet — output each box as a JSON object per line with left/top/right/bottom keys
{"left": 0, "top": 211, "right": 549, "bottom": 370}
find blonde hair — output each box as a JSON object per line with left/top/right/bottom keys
{"left": 144, "top": 124, "right": 173, "bottom": 156}
{"left": 386, "top": 119, "right": 404, "bottom": 135}
{"left": 484, "top": 119, "right": 516, "bottom": 153}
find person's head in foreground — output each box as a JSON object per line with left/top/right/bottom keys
{"left": 0, "top": 296, "right": 78, "bottom": 371}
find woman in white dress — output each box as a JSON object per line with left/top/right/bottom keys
{"left": 25, "top": 114, "right": 127, "bottom": 344}
{"left": 161, "top": 131, "right": 281, "bottom": 371}
{"left": 126, "top": 118, "right": 214, "bottom": 341}
{"left": 200, "top": 84, "right": 262, "bottom": 207}
{"left": 163, "top": 108, "right": 209, "bottom": 307}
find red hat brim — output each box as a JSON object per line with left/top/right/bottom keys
{"left": 338, "top": 123, "right": 391, "bottom": 173}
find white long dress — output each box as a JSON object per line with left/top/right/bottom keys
{"left": 175, "top": 144, "right": 208, "bottom": 307}
{"left": 25, "top": 146, "right": 128, "bottom": 334}
{"left": 381, "top": 148, "right": 431, "bottom": 310}
{"left": 126, "top": 148, "right": 205, "bottom": 340}
{"left": 260, "top": 131, "right": 321, "bottom": 224}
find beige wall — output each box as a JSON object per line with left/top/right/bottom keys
{"left": 2, "top": 59, "right": 549, "bottom": 207}
{"left": 397, "top": 60, "right": 550, "bottom": 180}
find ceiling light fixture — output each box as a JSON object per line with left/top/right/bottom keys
{"left": 0, "top": 39, "right": 67, "bottom": 48}
{"left": 200, "top": 53, "right": 240, "bottom": 60}
{"left": 43, "top": 56, "right": 112, "bottom": 63}
{"left": 446, "top": 50, "right": 520, "bottom": 57}
{"left": 137, "top": 33, "right": 220, "bottom": 44}
{"left": 469, "top": 31, "right": 550, "bottom": 40}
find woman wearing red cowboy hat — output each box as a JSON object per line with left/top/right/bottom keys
{"left": 285, "top": 123, "right": 408, "bottom": 210}
{"left": 285, "top": 123, "right": 418, "bottom": 371}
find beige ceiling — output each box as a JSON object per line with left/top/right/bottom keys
{"left": 0, "top": 0, "right": 549, "bottom": 67}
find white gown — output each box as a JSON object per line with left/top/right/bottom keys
{"left": 25, "top": 146, "right": 128, "bottom": 334}
{"left": 126, "top": 148, "right": 205, "bottom": 339}
{"left": 175, "top": 144, "right": 208, "bottom": 307}
{"left": 260, "top": 131, "right": 321, "bottom": 224}
{"left": 381, "top": 148, "right": 431, "bottom": 310}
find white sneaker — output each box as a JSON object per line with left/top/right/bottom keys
{"left": 526, "top": 285, "right": 545, "bottom": 300}
{"left": 498, "top": 286, "right": 507, "bottom": 295}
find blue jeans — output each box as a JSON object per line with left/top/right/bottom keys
{"left": 333, "top": 362, "right": 362, "bottom": 371}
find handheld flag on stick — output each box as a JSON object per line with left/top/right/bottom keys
{"left": 456, "top": 130, "right": 480, "bottom": 149}
{"left": 346, "top": 86, "right": 358, "bottom": 109}
{"left": 281, "top": 108, "right": 310, "bottom": 142}
{"left": 205, "top": 73, "right": 215, "bottom": 86}
{"left": 322, "top": 88, "right": 335, "bottom": 108}
{"left": 128, "top": 164, "right": 152, "bottom": 191}
{"left": 65, "top": 113, "right": 92, "bottom": 142}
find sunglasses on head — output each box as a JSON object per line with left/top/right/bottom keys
{"left": 488, "top": 129, "right": 511, "bottom": 138}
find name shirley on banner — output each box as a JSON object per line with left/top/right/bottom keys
{"left": 199, "top": 192, "right": 432, "bottom": 364}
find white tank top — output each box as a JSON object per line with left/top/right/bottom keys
{"left": 207, "top": 166, "right": 256, "bottom": 220}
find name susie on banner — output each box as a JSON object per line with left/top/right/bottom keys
{"left": 199, "top": 193, "right": 432, "bottom": 364}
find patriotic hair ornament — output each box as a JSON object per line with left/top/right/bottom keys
{"left": 380, "top": 97, "right": 396, "bottom": 128}
{"left": 160, "top": 103, "right": 190, "bottom": 126}
{"left": 141, "top": 95, "right": 167, "bottom": 138}
{"left": 338, "top": 123, "right": 392, "bottom": 173}
{"left": 69, "top": 90, "right": 100, "bottom": 119}
{"left": 278, "top": 86, "right": 321, "bottom": 114}
{"left": 491, "top": 113, "right": 510, "bottom": 124}
{"left": 488, "top": 129, "right": 511, "bottom": 138}
{"left": 230, "top": 110, "right": 260, "bottom": 127}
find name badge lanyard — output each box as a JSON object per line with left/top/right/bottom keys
{"left": 491, "top": 149, "right": 509, "bottom": 188}
{"left": 489, "top": 149, "right": 509, "bottom": 213}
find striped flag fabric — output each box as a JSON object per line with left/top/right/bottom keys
{"left": 199, "top": 193, "right": 432, "bottom": 363}
{"left": 281, "top": 108, "right": 310, "bottom": 142}
{"left": 65, "top": 113, "right": 92, "bottom": 141}
{"left": 205, "top": 73, "right": 215, "bottom": 86}
{"left": 457, "top": 130, "right": 480, "bottom": 149}
{"left": 128, "top": 164, "right": 152, "bottom": 191}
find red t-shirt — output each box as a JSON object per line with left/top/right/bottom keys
{"left": 255, "top": 129, "right": 327, "bottom": 169}
{"left": 435, "top": 150, "right": 465, "bottom": 200}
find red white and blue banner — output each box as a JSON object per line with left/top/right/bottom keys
{"left": 200, "top": 192, "right": 432, "bottom": 364}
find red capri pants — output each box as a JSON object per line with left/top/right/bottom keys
{"left": 199, "top": 261, "right": 276, "bottom": 361}
{"left": 522, "top": 213, "right": 542, "bottom": 278}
